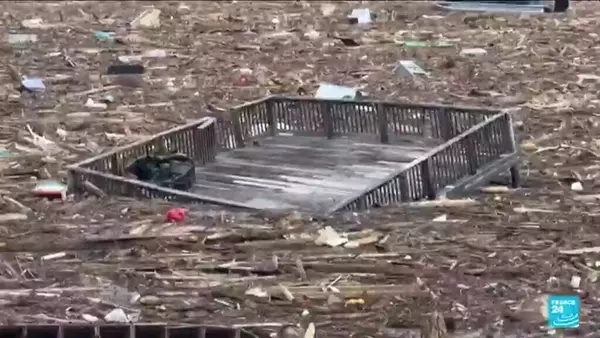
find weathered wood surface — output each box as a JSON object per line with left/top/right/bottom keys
{"left": 192, "top": 134, "right": 437, "bottom": 212}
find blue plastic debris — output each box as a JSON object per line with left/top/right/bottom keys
{"left": 315, "top": 83, "right": 360, "bottom": 100}
{"left": 20, "top": 76, "right": 45, "bottom": 93}
{"left": 94, "top": 31, "right": 116, "bottom": 41}
{"left": 348, "top": 8, "right": 373, "bottom": 24}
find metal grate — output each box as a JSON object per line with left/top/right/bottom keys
{"left": 0, "top": 324, "right": 257, "bottom": 338}
{"left": 67, "top": 95, "right": 519, "bottom": 213}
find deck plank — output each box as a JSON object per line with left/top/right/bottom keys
{"left": 191, "top": 134, "right": 438, "bottom": 212}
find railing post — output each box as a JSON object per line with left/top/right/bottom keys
{"left": 231, "top": 111, "right": 245, "bottom": 148}
{"left": 322, "top": 101, "right": 334, "bottom": 139}
{"left": 504, "top": 113, "right": 517, "bottom": 153}
{"left": 464, "top": 134, "right": 479, "bottom": 175}
{"left": 194, "top": 125, "right": 204, "bottom": 162}
{"left": 357, "top": 195, "right": 367, "bottom": 210}
{"left": 195, "top": 118, "right": 217, "bottom": 164}
{"left": 377, "top": 103, "right": 389, "bottom": 144}
{"left": 504, "top": 113, "right": 520, "bottom": 188}
{"left": 208, "top": 122, "right": 217, "bottom": 162}
{"left": 110, "top": 155, "right": 119, "bottom": 176}
{"left": 398, "top": 173, "right": 410, "bottom": 202}
{"left": 266, "top": 99, "right": 277, "bottom": 137}
{"left": 110, "top": 154, "right": 125, "bottom": 176}
{"left": 437, "top": 108, "right": 453, "bottom": 140}
{"left": 420, "top": 160, "right": 436, "bottom": 200}
{"left": 67, "top": 169, "right": 83, "bottom": 194}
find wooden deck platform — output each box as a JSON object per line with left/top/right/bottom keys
{"left": 191, "top": 134, "right": 439, "bottom": 213}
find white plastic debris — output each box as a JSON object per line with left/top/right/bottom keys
{"left": 314, "top": 226, "right": 348, "bottom": 247}
{"left": 571, "top": 181, "right": 584, "bottom": 191}
{"left": 301, "top": 309, "right": 310, "bottom": 317}
{"left": 139, "top": 295, "right": 161, "bottom": 305}
{"left": 21, "top": 76, "right": 45, "bottom": 92}
{"left": 239, "top": 68, "right": 253, "bottom": 76}
{"left": 432, "top": 214, "right": 447, "bottom": 222}
{"left": 82, "top": 313, "right": 99, "bottom": 323}
{"left": 570, "top": 275, "right": 581, "bottom": 288}
{"left": 8, "top": 34, "right": 38, "bottom": 44}
{"left": 547, "top": 276, "right": 559, "bottom": 286}
{"left": 118, "top": 55, "right": 143, "bottom": 63}
{"left": 143, "top": 49, "right": 168, "bottom": 58}
{"left": 304, "top": 323, "right": 316, "bottom": 338}
{"left": 315, "top": 83, "right": 359, "bottom": 100}
{"left": 130, "top": 8, "right": 161, "bottom": 29}
{"left": 178, "top": 3, "right": 191, "bottom": 13}
{"left": 104, "top": 308, "right": 131, "bottom": 323}
{"left": 321, "top": 3, "right": 337, "bottom": 16}
{"left": 245, "top": 286, "right": 269, "bottom": 298}
{"left": 130, "top": 292, "right": 141, "bottom": 304}
{"left": 521, "top": 140, "right": 538, "bottom": 151}
{"left": 344, "top": 241, "right": 360, "bottom": 249}
{"left": 459, "top": 48, "right": 488, "bottom": 56}
{"left": 56, "top": 128, "right": 68, "bottom": 140}
{"left": 166, "top": 79, "right": 178, "bottom": 94}
{"left": 348, "top": 8, "right": 372, "bottom": 24}
{"left": 85, "top": 98, "right": 108, "bottom": 110}
{"left": 394, "top": 60, "right": 429, "bottom": 77}
{"left": 21, "top": 18, "right": 47, "bottom": 29}
{"left": 422, "top": 15, "right": 445, "bottom": 20}
{"left": 304, "top": 29, "right": 321, "bottom": 40}
{"left": 576, "top": 73, "right": 600, "bottom": 85}
{"left": 41, "top": 252, "right": 66, "bottom": 261}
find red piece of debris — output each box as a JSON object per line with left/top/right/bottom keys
{"left": 236, "top": 74, "right": 249, "bottom": 86}
{"left": 166, "top": 208, "right": 186, "bottom": 222}
{"left": 33, "top": 180, "right": 67, "bottom": 199}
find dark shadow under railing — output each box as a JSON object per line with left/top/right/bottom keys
{"left": 69, "top": 166, "right": 259, "bottom": 210}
